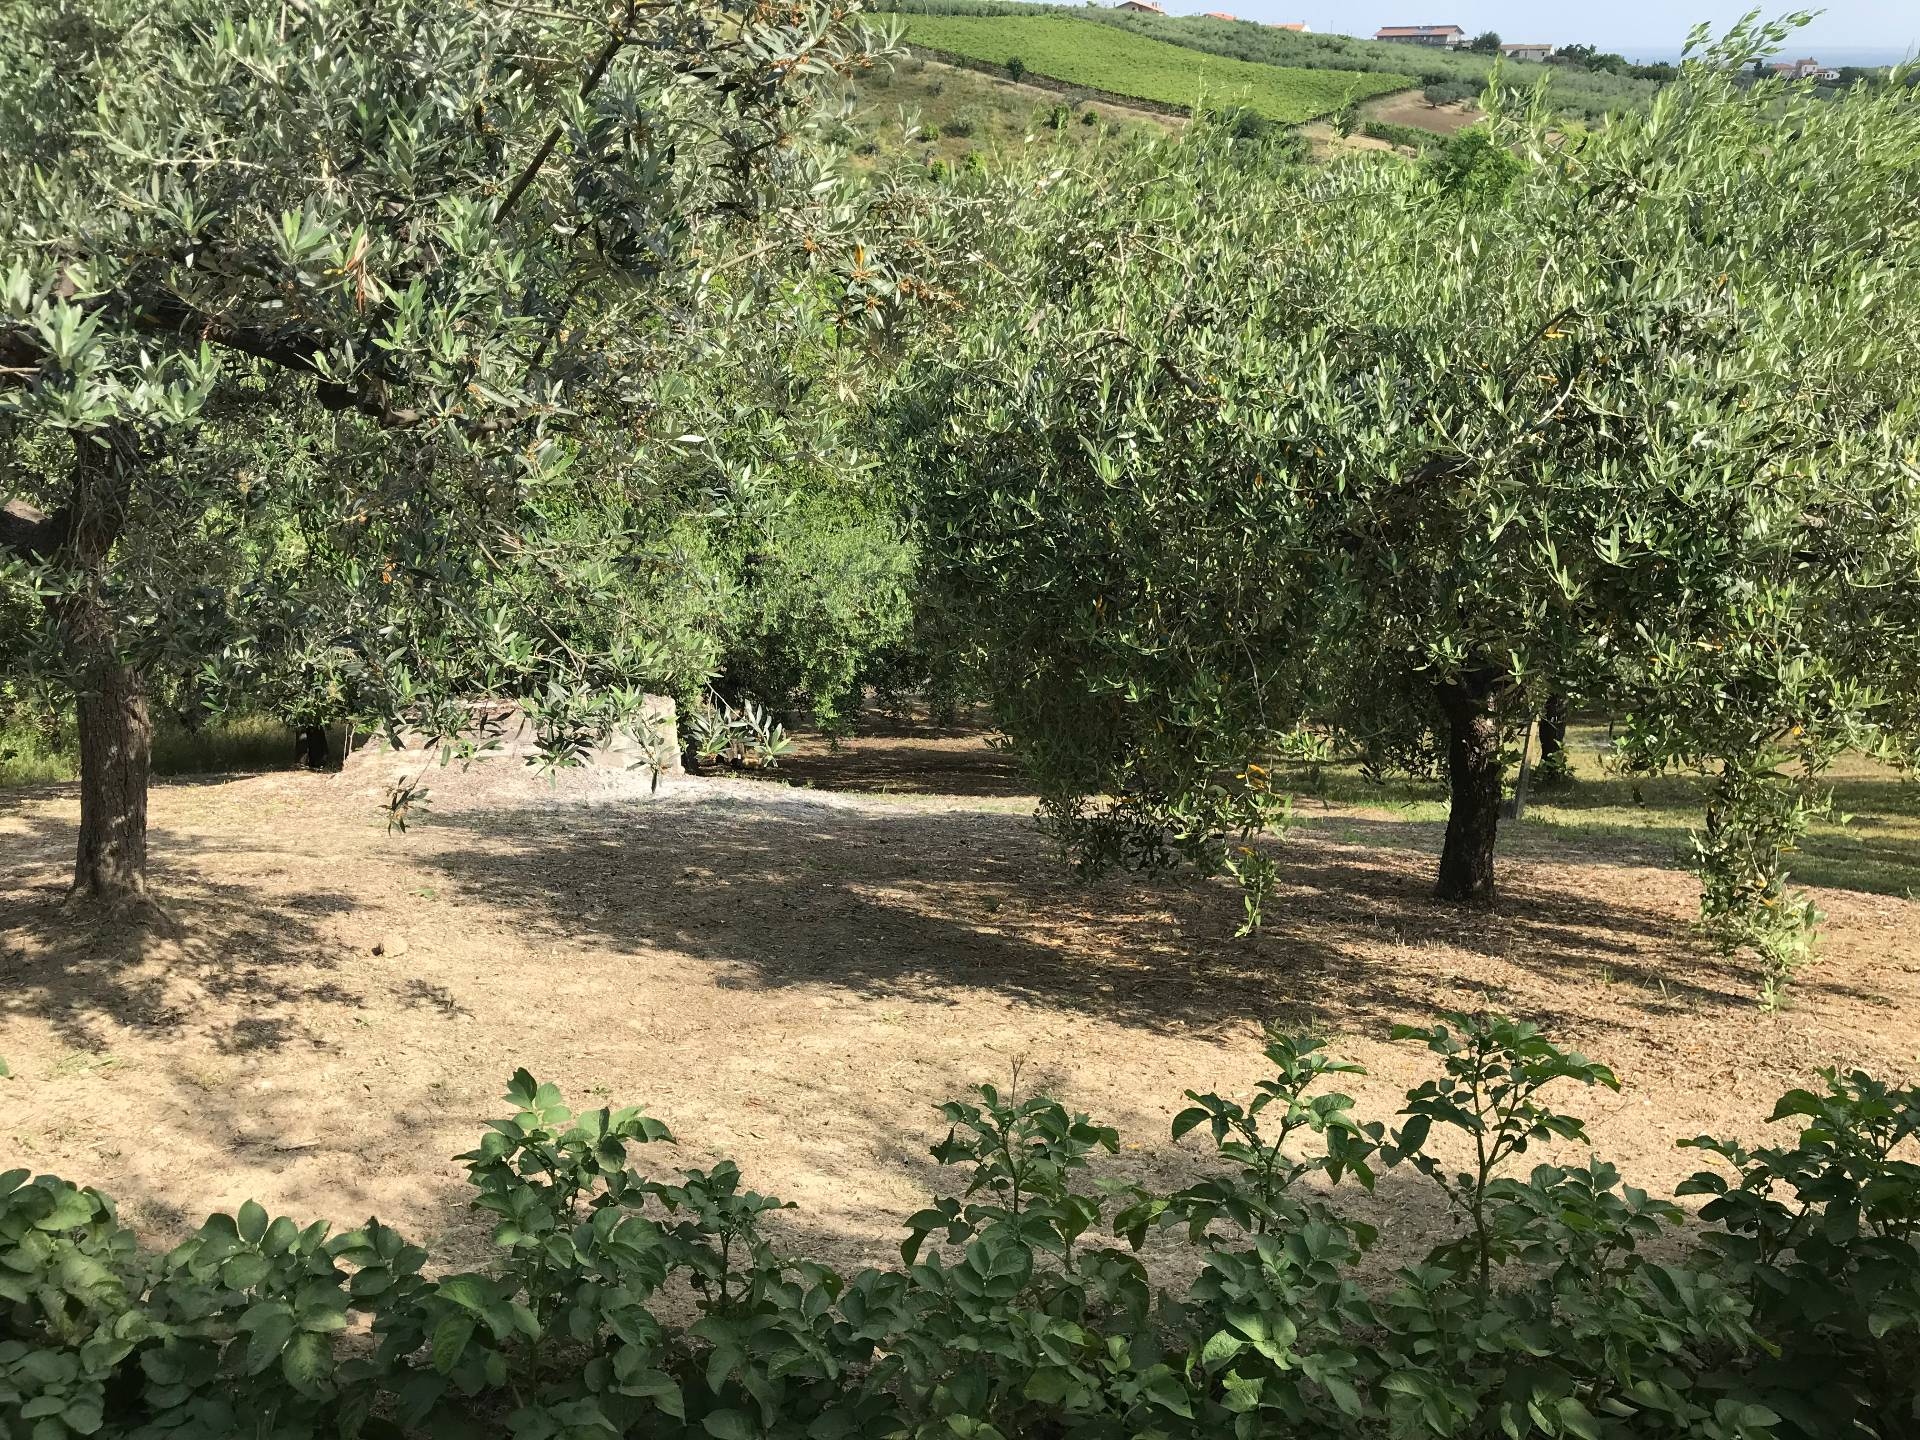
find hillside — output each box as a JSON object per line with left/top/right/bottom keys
{"left": 833, "top": 55, "right": 1182, "bottom": 168}
{"left": 878, "top": 2, "right": 1665, "bottom": 124}
{"left": 1090, "top": 12, "right": 1663, "bottom": 122}
{"left": 896, "top": 13, "right": 1410, "bottom": 123}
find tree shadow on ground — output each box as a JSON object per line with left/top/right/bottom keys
{"left": 414, "top": 785, "right": 1775, "bottom": 1044}
{"left": 0, "top": 811, "right": 363, "bottom": 1056}
{"left": 1275, "top": 777, "right": 1920, "bottom": 902}
{"left": 764, "top": 740, "right": 1031, "bottom": 799}
{"left": 1, "top": 770, "right": 1899, "bottom": 1281}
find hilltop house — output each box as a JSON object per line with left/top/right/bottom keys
{"left": 1374, "top": 24, "right": 1466, "bottom": 46}
{"left": 1500, "top": 41, "right": 1553, "bottom": 60}
{"left": 1201, "top": 9, "right": 1237, "bottom": 18}
{"left": 1773, "top": 57, "right": 1840, "bottom": 79}
{"left": 1268, "top": 20, "right": 1309, "bottom": 29}
{"left": 1115, "top": 0, "right": 1165, "bottom": 12}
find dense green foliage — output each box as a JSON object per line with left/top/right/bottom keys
{"left": 896, "top": 14, "right": 1407, "bottom": 122}
{"left": 1358, "top": 119, "right": 1441, "bottom": 150}
{"left": 0, "top": 0, "right": 925, "bottom": 890}
{"left": 6, "top": 1015, "right": 1917, "bottom": 1438}
{"left": 896, "top": 20, "right": 1920, "bottom": 975}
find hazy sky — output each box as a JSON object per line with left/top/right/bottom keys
{"left": 1157, "top": 3, "right": 1918, "bottom": 55}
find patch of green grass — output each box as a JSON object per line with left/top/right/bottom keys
{"left": 897, "top": 14, "right": 1408, "bottom": 123}
{"left": 151, "top": 714, "right": 301, "bottom": 775}
{"left": 0, "top": 721, "right": 74, "bottom": 786}
{"left": 839, "top": 54, "right": 1175, "bottom": 167}
{"left": 1279, "top": 724, "right": 1920, "bottom": 900}
{"left": 1, "top": 711, "right": 312, "bottom": 786}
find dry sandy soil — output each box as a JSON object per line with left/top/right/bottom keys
{"left": 1361, "top": 93, "right": 1482, "bottom": 136}
{"left": 4, "top": 721, "right": 1918, "bottom": 1283}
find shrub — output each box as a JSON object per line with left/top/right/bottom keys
{"left": 1359, "top": 117, "right": 1441, "bottom": 151}
{"left": 1680, "top": 1069, "right": 1920, "bottom": 1433}
{"left": 1004, "top": 54, "right": 1023, "bottom": 81}
{"left": 1423, "top": 79, "right": 1478, "bottom": 106}
{"left": 1417, "top": 123, "right": 1523, "bottom": 203}
{"left": 5, "top": 1019, "right": 1917, "bottom": 1437}
{"left": 1689, "top": 754, "right": 1830, "bottom": 1008}
{"left": 1079, "top": 106, "right": 1097, "bottom": 125}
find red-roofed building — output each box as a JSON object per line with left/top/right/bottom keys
{"left": 1374, "top": 23, "right": 1466, "bottom": 46}
{"left": 1201, "top": 9, "right": 1237, "bottom": 18}
{"left": 1115, "top": 0, "right": 1165, "bottom": 11}
{"left": 1268, "top": 20, "right": 1309, "bottom": 29}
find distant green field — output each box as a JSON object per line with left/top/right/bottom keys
{"left": 897, "top": 14, "right": 1411, "bottom": 122}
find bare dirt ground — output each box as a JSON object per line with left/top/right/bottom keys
{"left": 1361, "top": 92, "right": 1482, "bottom": 135}
{"left": 4, "top": 719, "right": 1918, "bottom": 1283}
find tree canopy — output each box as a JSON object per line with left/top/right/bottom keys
{"left": 899, "top": 21, "right": 1920, "bottom": 980}
{"left": 0, "top": 0, "right": 905, "bottom": 896}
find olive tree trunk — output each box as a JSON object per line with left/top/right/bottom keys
{"left": 58, "top": 429, "right": 149, "bottom": 903}
{"left": 1538, "top": 693, "right": 1568, "bottom": 771}
{"left": 1435, "top": 676, "right": 1504, "bottom": 905}
{"left": 70, "top": 640, "right": 152, "bottom": 898}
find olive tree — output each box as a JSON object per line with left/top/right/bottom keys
{"left": 903, "top": 22, "right": 1920, "bottom": 944}
{"left": 0, "top": 0, "right": 893, "bottom": 900}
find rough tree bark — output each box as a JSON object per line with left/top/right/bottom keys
{"left": 1537, "top": 693, "right": 1568, "bottom": 775}
{"left": 45, "top": 430, "right": 150, "bottom": 902}
{"left": 1435, "top": 673, "right": 1505, "bottom": 905}
{"left": 297, "top": 721, "right": 332, "bottom": 770}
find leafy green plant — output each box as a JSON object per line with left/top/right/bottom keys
{"left": 1377, "top": 1015, "right": 1777, "bottom": 1440}
{"left": 906, "top": 1071, "right": 1119, "bottom": 1267}
{"left": 1389, "top": 1012, "right": 1621, "bottom": 1292}
{"left": 0, "top": 1173, "right": 141, "bottom": 1440}
{"left": 1117, "top": 1032, "right": 1386, "bottom": 1432}
{"left": 1680, "top": 1070, "right": 1920, "bottom": 1437}
{"left": 1692, "top": 754, "right": 1833, "bottom": 1007}
{"left": 682, "top": 695, "right": 795, "bottom": 774}
{"left": 885, "top": 1074, "right": 1185, "bottom": 1437}
{"left": 5, "top": 1018, "right": 1916, "bottom": 1439}
{"left": 1417, "top": 124, "right": 1523, "bottom": 201}
{"left": 1119, "top": 1030, "right": 1381, "bottom": 1246}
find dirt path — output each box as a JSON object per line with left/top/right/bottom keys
{"left": 4, "top": 725, "right": 1917, "bottom": 1280}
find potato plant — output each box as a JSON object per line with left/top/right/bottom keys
{"left": 5, "top": 1012, "right": 1917, "bottom": 1438}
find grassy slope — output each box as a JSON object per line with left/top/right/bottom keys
{"left": 1280, "top": 724, "right": 1920, "bottom": 902}
{"left": 833, "top": 55, "right": 1179, "bottom": 169}
{"left": 897, "top": 13, "right": 1408, "bottom": 123}
{"left": 873, "top": 3, "right": 1662, "bottom": 125}
{"left": 1055, "top": 11, "right": 1662, "bottom": 124}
